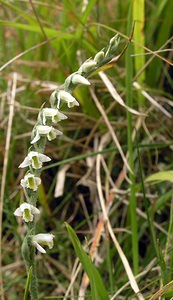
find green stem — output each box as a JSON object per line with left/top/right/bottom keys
{"left": 22, "top": 226, "right": 38, "bottom": 299}
{"left": 126, "top": 3, "right": 138, "bottom": 274}
{"left": 23, "top": 137, "right": 47, "bottom": 297}
{"left": 29, "top": 252, "right": 38, "bottom": 300}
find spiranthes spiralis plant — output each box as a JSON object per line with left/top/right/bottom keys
{"left": 14, "top": 34, "right": 120, "bottom": 299}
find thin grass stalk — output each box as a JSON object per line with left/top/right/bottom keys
{"left": 125, "top": 3, "right": 138, "bottom": 274}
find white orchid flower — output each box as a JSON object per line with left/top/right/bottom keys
{"left": 21, "top": 173, "right": 41, "bottom": 191}
{"left": 32, "top": 233, "right": 55, "bottom": 254}
{"left": 14, "top": 202, "right": 40, "bottom": 222}
{"left": 19, "top": 151, "right": 51, "bottom": 169}
{"left": 57, "top": 90, "right": 79, "bottom": 109}
{"left": 31, "top": 125, "right": 62, "bottom": 144}
{"left": 42, "top": 108, "right": 67, "bottom": 125}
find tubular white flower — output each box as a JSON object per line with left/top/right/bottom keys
{"left": 19, "top": 151, "right": 51, "bottom": 169}
{"left": 32, "top": 233, "right": 55, "bottom": 254}
{"left": 71, "top": 74, "right": 90, "bottom": 86}
{"left": 21, "top": 173, "right": 41, "bottom": 191}
{"left": 31, "top": 125, "right": 62, "bottom": 144}
{"left": 57, "top": 90, "right": 79, "bottom": 109}
{"left": 14, "top": 202, "right": 40, "bottom": 222}
{"left": 42, "top": 108, "right": 67, "bottom": 125}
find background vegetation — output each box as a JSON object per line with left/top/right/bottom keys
{"left": 0, "top": 0, "right": 173, "bottom": 299}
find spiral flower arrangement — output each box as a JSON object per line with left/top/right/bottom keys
{"left": 14, "top": 35, "right": 120, "bottom": 299}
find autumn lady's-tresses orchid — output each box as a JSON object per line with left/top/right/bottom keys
{"left": 14, "top": 202, "right": 40, "bottom": 222}
{"left": 31, "top": 125, "right": 62, "bottom": 144}
{"left": 19, "top": 151, "right": 51, "bottom": 169}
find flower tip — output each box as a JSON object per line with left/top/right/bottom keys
{"left": 18, "top": 156, "right": 30, "bottom": 168}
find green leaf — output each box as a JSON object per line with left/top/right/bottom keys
{"left": 0, "top": 21, "right": 74, "bottom": 39}
{"left": 23, "top": 266, "right": 32, "bottom": 300}
{"left": 65, "top": 223, "right": 109, "bottom": 300}
{"left": 146, "top": 171, "right": 173, "bottom": 182}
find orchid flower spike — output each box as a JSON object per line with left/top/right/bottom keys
{"left": 19, "top": 151, "right": 51, "bottom": 169}
{"left": 42, "top": 108, "right": 67, "bottom": 125}
{"left": 31, "top": 125, "right": 62, "bottom": 144}
{"left": 21, "top": 173, "right": 41, "bottom": 191}
{"left": 32, "top": 233, "right": 55, "bottom": 254}
{"left": 14, "top": 202, "right": 40, "bottom": 222}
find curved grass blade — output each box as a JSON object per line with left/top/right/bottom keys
{"left": 146, "top": 171, "right": 173, "bottom": 182}
{"left": 65, "top": 223, "right": 109, "bottom": 300}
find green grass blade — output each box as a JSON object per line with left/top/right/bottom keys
{"left": 0, "top": 21, "right": 73, "bottom": 39}
{"left": 147, "top": 0, "right": 173, "bottom": 86}
{"left": 133, "top": 0, "right": 145, "bottom": 82}
{"left": 146, "top": 170, "right": 173, "bottom": 182}
{"left": 23, "top": 267, "right": 32, "bottom": 300}
{"left": 136, "top": 134, "right": 168, "bottom": 284}
{"left": 133, "top": 0, "right": 145, "bottom": 106}
{"left": 125, "top": 3, "right": 138, "bottom": 274}
{"left": 65, "top": 223, "right": 109, "bottom": 300}
{"left": 146, "top": 0, "right": 171, "bottom": 45}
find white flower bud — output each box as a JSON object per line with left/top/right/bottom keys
{"left": 79, "top": 59, "right": 97, "bottom": 73}
{"left": 32, "top": 233, "right": 55, "bottom": 254}
{"left": 19, "top": 151, "right": 51, "bottom": 169}
{"left": 71, "top": 74, "right": 90, "bottom": 86}
{"left": 105, "top": 34, "right": 120, "bottom": 57}
{"left": 94, "top": 50, "right": 105, "bottom": 64}
{"left": 109, "top": 35, "right": 119, "bottom": 47}
{"left": 21, "top": 173, "right": 41, "bottom": 191}
{"left": 31, "top": 125, "right": 62, "bottom": 144}
{"left": 14, "top": 202, "right": 40, "bottom": 223}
